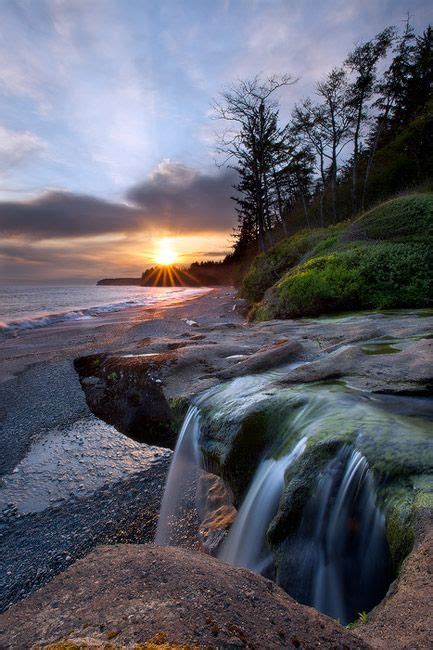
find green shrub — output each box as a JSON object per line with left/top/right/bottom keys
{"left": 358, "top": 242, "right": 433, "bottom": 308}
{"left": 344, "top": 193, "right": 433, "bottom": 243}
{"left": 265, "top": 240, "right": 432, "bottom": 319}
{"left": 241, "top": 229, "right": 326, "bottom": 302}
{"left": 246, "top": 193, "right": 433, "bottom": 319}
{"left": 273, "top": 249, "right": 364, "bottom": 318}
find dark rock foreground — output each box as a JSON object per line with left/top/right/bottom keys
{"left": 0, "top": 544, "right": 369, "bottom": 649}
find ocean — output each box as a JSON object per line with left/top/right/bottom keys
{"left": 0, "top": 284, "right": 211, "bottom": 333}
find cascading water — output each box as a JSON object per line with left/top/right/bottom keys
{"left": 219, "top": 436, "right": 307, "bottom": 574}
{"left": 155, "top": 374, "right": 422, "bottom": 625}
{"left": 276, "top": 446, "right": 392, "bottom": 624}
{"left": 155, "top": 406, "right": 202, "bottom": 546}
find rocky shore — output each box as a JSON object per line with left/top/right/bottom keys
{"left": 0, "top": 288, "right": 432, "bottom": 648}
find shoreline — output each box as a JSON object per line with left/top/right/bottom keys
{"left": 0, "top": 299, "right": 431, "bottom": 646}
{"left": 0, "top": 287, "right": 240, "bottom": 611}
{"left": 0, "top": 287, "right": 239, "bottom": 383}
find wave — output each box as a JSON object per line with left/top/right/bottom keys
{"left": 0, "top": 288, "right": 209, "bottom": 334}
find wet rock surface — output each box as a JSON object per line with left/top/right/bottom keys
{"left": 0, "top": 451, "right": 170, "bottom": 613}
{"left": 355, "top": 512, "right": 433, "bottom": 650}
{"left": 74, "top": 354, "right": 178, "bottom": 448}
{"left": 73, "top": 310, "right": 433, "bottom": 450}
{"left": 282, "top": 336, "right": 433, "bottom": 393}
{"left": 0, "top": 544, "right": 370, "bottom": 649}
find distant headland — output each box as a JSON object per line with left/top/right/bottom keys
{"left": 97, "top": 259, "right": 239, "bottom": 287}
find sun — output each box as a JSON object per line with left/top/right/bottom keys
{"left": 154, "top": 238, "right": 178, "bottom": 266}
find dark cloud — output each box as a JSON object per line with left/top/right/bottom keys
{"left": 126, "top": 162, "right": 238, "bottom": 232}
{"left": 0, "top": 191, "right": 141, "bottom": 239}
{"left": 0, "top": 164, "right": 238, "bottom": 240}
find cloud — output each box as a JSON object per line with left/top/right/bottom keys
{"left": 0, "top": 126, "right": 46, "bottom": 172}
{"left": 0, "top": 191, "right": 140, "bottom": 239}
{"left": 0, "top": 162, "right": 237, "bottom": 240}
{"left": 126, "top": 161, "right": 238, "bottom": 232}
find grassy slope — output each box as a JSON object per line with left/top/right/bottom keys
{"left": 241, "top": 193, "right": 433, "bottom": 319}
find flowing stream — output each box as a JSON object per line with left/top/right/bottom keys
{"left": 156, "top": 362, "right": 431, "bottom": 624}
{"left": 219, "top": 436, "right": 307, "bottom": 574}
{"left": 155, "top": 406, "right": 202, "bottom": 546}
{"left": 277, "top": 446, "right": 391, "bottom": 622}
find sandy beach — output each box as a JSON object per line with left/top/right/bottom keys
{"left": 0, "top": 287, "right": 240, "bottom": 611}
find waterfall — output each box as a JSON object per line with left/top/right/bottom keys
{"left": 155, "top": 405, "right": 202, "bottom": 546}
{"left": 277, "top": 446, "right": 391, "bottom": 624}
{"left": 219, "top": 436, "right": 307, "bottom": 573}
{"left": 155, "top": 379, "right": 395, "bottom": 626}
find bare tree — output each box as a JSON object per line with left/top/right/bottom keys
{"left": 292, "top": 99, "right": 330, "bottom": 226}
{"left": 345, "top": 28, "right": 394, "bottom": 213}
{"left": 214, "top": 75, "right": 295, "bottom": 251}
{"left": 316, "top": 67, "right": 354, "bottom": 222}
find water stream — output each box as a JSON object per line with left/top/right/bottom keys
{"left": 155, "top": 406, "right": 202, "bottom": 546}
{"left": 156, "top": 356, "right": 432, "bottom": 624}
{"left": 277, "top": 446, "right": 392, "bottom": 623}
{"left": 219, "top": 436, "right": 307, "bottom": 574}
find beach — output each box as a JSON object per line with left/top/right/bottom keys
{"left": 0, "top": 286, "right": 240, "bottom": 610}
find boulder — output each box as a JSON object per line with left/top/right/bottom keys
{"left": 355, "top": 512, "right": 433, "bottom": 650}
{"left": 282, "top": 338, "right": 433, "bottom": 393}
{"left": 0, "top": 544, "right": 370, "bottom": 649}
{"left": 217, "top": 339, "right": 304, "bottom": 380}
{"left": 73, "top": 353, "right": 177, "bottom": 449}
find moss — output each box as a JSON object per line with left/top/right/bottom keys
{"left": 360, "top": 343, "right": 401, "bottom": 355}
{"left": 168, "top": 396, "right": 190, "bottom": 434}
{"left": 201, "top": 409, "right": 271, "bottom": 502}
{"left": 381, "top": 482, "right": 416, "bottom": 568}
{"left": 245, "top": 193, "right": 433, "bottom": 320}
{"left": 268, "top": 438, "right": 345, "bottom": 547}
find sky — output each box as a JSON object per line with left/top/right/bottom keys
{"left": 0, "top": 0, "right": 431, "bottom": 282}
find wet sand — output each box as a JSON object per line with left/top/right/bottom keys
{"left": 0, "top": 287, "right": 239, "bottom": 611}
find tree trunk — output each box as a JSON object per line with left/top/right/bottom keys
{"left": 301, "top": 192, "right": 310, "bottom": 228}
{"left": 352, "top": 97, "right": 364, "bottom": 214}
{"left": 361, "top": 98, "right": 392, "bottom": 212}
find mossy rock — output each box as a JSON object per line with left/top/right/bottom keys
{"left": 267, "top": 438, "right": 345, "bottom": 547}
{"left": 200, "top": 407, "right": 273, "bottom": 503}
{"left": 168, "top": 396, "right": 191, "bottom": 435}
{"left": 245, "top": 193, "right": 433, "bottom": 320}
{"left": 198, "top": 387, "right": 311, "bottom": 503}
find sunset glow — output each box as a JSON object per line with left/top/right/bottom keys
{"left": 154, "top": 239, "right": 178, "bottom": 266}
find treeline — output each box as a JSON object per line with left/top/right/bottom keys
{"left": 215, "top": 20, "right": 433, "bottom": 256}
{"left": 141, "top": 260, "right": 235, "bottom": 286}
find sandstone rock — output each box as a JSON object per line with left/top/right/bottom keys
{"left": 0, "top": 545, "right": 370, "bottom": 649}
{"left": 355, "top": 512, "right": 433, "bottom": 650}
{"left": 73, "top": 354, "right": 177, "bottom": 449}
{"left": 197, "top": 472, "right": 236, "bottom": 552}
{"left": 217, "top": 339, "right": 304, "bottom": 380}
{"left": 282, "top": 338, "right": 433, "bottom": 393}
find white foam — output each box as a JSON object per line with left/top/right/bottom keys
{"left": 0, "top": 288, "right": 210, "bottom": 334}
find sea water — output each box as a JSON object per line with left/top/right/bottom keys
{"left": 0, "top": 284, "right": 210, "bottom": 333}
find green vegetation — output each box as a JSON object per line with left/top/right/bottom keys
{"left": 217, "top": 22, "right": 433, "bottom": 264}
{"left": 241, "top": 193, "right": 433, "bottom": 319}
{"left": 346, "top": 611, "right": 368, "bottom": 629}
